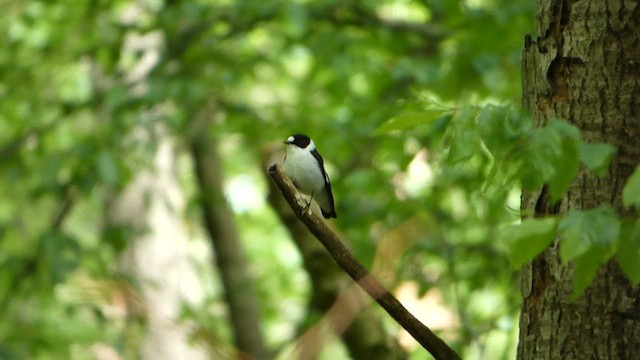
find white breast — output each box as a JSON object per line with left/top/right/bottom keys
{"left": 284, "top": 146, "right": 325, "bottom": 195}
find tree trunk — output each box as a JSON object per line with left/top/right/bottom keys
{"left": 189, "top": 115, "right": 268, "bottom": 360}
{"left": 110, "top": 130, "right": 208, "bottom": 360}
{"left": 519, "top": 0, "right": 640, "bottom": 359}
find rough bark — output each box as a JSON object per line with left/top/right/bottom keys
{"left": 518, "top": 0, "right": 640, "bottom": 359}
{"left": 262, "top": 145, "right": 408, "bottom": 360}
{"left": 189, "top": 116, "right": 268, "bottom": 360}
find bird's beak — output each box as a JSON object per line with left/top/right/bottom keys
{"left": 283, "top": 140, "right": 291, "bottom": 144}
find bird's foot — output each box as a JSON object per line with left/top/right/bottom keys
{"left": 302, "top": 200, "right": 312, "bottom": 215}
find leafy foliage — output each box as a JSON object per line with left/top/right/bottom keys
{"left": 578, "top": 143, "right": 617, "bottom": 177}
{"left": 2, "top": 0, "right": 639, "bottom": 359}
{"left": 558, "top": 207, "right": 620, "bottom": 264}
{"left": 502, "top": 218, "right": 557, "bottom": 269}
{"left": 376, "top": 101, "right": 638, "bottom": 298}
{"left": 558, "top": 207, "right": 620, "bottom": 298}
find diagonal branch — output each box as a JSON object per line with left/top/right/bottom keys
{"left": 267, "top": 164, "right": 461, "bottom": 360}
{"left": 261, "top": 146, "right": 405, "bottom": 359}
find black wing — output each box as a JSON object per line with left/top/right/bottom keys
{"left": 311, "top": 148, "right": 337, "bottom": 218}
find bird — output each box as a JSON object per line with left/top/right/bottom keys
{"left": 283, "top": 134, "right": 337, "bottom": 218}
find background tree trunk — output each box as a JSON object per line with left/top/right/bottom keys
{"left": 519, "top": 0, "right": 640, "bottom": 358}
{"left": 109, "top": 129, "right": 207, "bottom": 360}
{"left": 189, "top": 114, "right": 268, "bottom": 360}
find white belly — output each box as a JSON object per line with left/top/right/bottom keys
{"left": 284, "top": 152, "right": 325, "bottom": 195}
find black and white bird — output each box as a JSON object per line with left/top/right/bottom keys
{"left": 283, "top": 134, "right": 337, "bottom": 218}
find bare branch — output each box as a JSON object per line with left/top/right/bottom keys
{"left": 267, "top": 163, "right": 461, "bottom": 360}
{"left": 262, "top": 146, "right": 405, "bottom": 359}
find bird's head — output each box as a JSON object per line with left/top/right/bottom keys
{"left": 284, "top": 134, "right": 314, "bottom": 150}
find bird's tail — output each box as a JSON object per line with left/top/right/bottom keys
{"left": 317, "top": 188, "right": 337, "bottom": 218}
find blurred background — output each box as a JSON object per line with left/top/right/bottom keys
{"left": 0, "top": 0, "right": 534, "bottom": 359}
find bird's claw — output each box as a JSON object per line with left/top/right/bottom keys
{"left": 302, "top": 200, "right": 312, "bottom": 215}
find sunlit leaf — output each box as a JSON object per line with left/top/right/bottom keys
{"left": 376, "top": 110, "right": 452, "bottom": 134}
{"left": 558, "top": 206, "right": 620, "bottom": 263}
{"left": 502, "top": 218, "right": 557, "bottom": 268}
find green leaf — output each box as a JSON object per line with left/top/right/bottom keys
{"left": 565, "top": 206, "right": 621, "bottom": 298}
{"left": 42, "top": 232, "right": 82, "bottom": 284}
{"left": 617, "top": 220, "right": 640, "bottom": 285}
{"left": 578, "top": 142, "right": 616, "bottom": 177}
{"left": 558, "top": 206, "right": 620, "bottom": 263}
{"left": 476, "top": 104, "right": 518, "bottom": 159}
{"left": 547, "top": 119, "right": 581, "bottom": 141}
{"left": 519, "top": 120, "right": 581, "bottom": 196}
{"left": 375, "top": 110, "right": 452, "bottom": 134}
{"left": 519, "top": 126, "right": 562, "bottom": 190}
{"left": 572, "top": 245, "right": 613, "bottom": 299}
{"left": 448, "top": 106, "right": 479, "bottom": 162}
{"left": 548, "top": 139, "right": 579, "bottom": 202}
{"left": 622, "top": 165, "right": 640, "bottom": 207}
{"left": 546, "top": 120, "right": 581, "bottom": 201}
{"left": 502, "top": 218, "right": 557, "bottom": 268}
{"left": 96, "top": 150, "right": 119, "bottom": 186}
